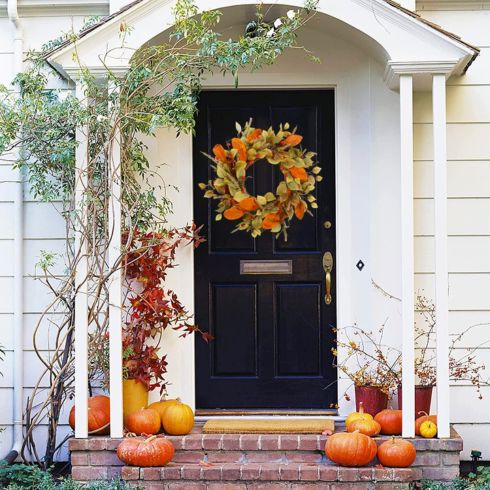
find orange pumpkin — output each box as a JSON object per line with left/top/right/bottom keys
{"left": 117, "top": 435, "right": 174, "bottom": 467}
{"left": 415, "top": 412, "right": 437, "bottom": 436}
{"left": 289, "top": 167, "right": 308, "bottom": 182}
{"left": 238, "top": 197, "right": 259, "bottom": 212}
{"left": 125, "top": 408, "right": 161, "bottom": 435}
{"left": 224, "top": 207, "right": 245, "bottom": 220}
{"left": 161, "top": 401, "right": 194, "bottom": 436}
{"left": 347, "top": 418, "right": 381, "bottom": 437}
{"left": 345, "top": 402, "right": 373, "bottom": 428}
{"left": 69, "top": 395, "right": 110, "bottom": 435}
{"left": 377, "top": 438, "right": 416, "bottom": 467}
{"left": 325, "top": 431, "right": 378, "bottom": 467}
{"left": 147, "top": 398, "right": 180, "bottom": 423}
{"left": 375, "top": 409, "right": 403, "bottom": 435}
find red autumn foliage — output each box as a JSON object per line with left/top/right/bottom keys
{"left": 121, "top": 224, "right": 210, "bottom": 393}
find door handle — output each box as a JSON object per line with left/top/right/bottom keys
{"left": 323, "top": 251, "right": 333, "bottom": 305}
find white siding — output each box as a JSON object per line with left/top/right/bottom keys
{"left": 415, "top": 4, "right": 490, "bottom": 460}
{"left": 0, "top": 5, "right": 108, "bottom": 461}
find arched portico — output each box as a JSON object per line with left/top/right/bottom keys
{"left": 48, "top": 0, "right": 478, "bottom": 441}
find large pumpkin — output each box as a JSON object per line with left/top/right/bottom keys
{"left": 117, "top": 435, "right": 174, "bottom": 466}
{"left": 69, "top": 395, "right": 110, "bottom": 435}
{"left": 377, "top": 438, "right": 416, "bottom": 467}
{"left": 347, "top": 418, "right": 381, "bottom": 437}
{"left": 374, "top": 409, "right": 403, "bottom": 435}
{"left": 345, "top": 402, "right": 373, "bottom": 428}
{"left": 147, "top": 398, "right": 179, "bottom": 423}
{"left": 161, "top": 401, "right": 194, "bottom": 436}
{"left": 415, "top": 413, "right": 437, "bottom": 436}
{"left": 125, "top": 408, "right": 161, "bottom": 435}
{"left": 325, "top": 431, "right": 378, "bottom": 467}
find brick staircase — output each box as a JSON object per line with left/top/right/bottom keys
{"left": 70, "top": 427, "right": 463, "bottom": 489}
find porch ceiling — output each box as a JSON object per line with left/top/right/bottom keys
{"left": 46, "top": 0, "right": 479, "bottom": 89}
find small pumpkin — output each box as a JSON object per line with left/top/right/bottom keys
{"left": 377, "top": 437, "right": 416, "bottom": 467}
{"left": 325, "top": 431, "right": 378, "bottom": 467}
{"left": 415, "top": 412, "right": 437, "bottom": 436}
{"left": 347, "top": 418, "right": 381, "bottom": 437}
{"left": 375, "top": 409, "right": 403, "bottom": 435}
{"left": 69, "top": 395, "right": 110, "bottom": 435}
{"left": 161, "top": 401, "right": 194, "bottom": 436}
{"left": 345, "top": 402, "right": 373, "bottom": 428}
{"left": 117, "top": 435, "right": 174, "bottom": 466}
{"left": 125, "top": 408, "right": 161, "bottom": 435}
{"left": 147, "top": 398, "right": 180, "bottom": 423}
{"left": 420, "top": 420, "right": 438, "bottom": 438}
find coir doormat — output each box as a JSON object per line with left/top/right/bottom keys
{"left": 202, "top": 418, "right": 335, "bottom": 434}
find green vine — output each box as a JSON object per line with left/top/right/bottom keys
{"left": 0, "top": 0, "right": 319, "bottom": 466}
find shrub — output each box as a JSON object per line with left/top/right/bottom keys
{"left": 0, "top": 462, "right": 139, "bottom": 490}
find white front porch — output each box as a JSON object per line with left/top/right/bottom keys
{"left": 47, "top": 0, "right": 478, "bottom": 440}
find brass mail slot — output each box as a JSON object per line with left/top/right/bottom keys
{"left": 240, "top": 260, "right": 293, "bottom": 275}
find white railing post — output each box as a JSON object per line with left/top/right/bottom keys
{"left": 74, "top": 81, "right": 89, "bottom": 438}
{"left": 433, "top": 73, "right": 450, "bottom": 438}
{"left": 400, "top": 74, "right": 415, "bottom": 438}
{"left": 108, "top": 81, "right": 124, "bottom": 438}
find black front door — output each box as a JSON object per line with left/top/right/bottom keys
{"left": 194, "top": 90, "right": 336, "bottom": 409}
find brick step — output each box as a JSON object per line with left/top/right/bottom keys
{"left": 121, "top": 462, "right": 416, "bottom": 489}
{"left": 167, "top": 434, "right": 326, "bottom": 464}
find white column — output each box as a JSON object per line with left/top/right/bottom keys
{"left": 74, "top": 81, "right": 89, "bottom": 438}
{"left": 108, "top": 82, "right": 124, "bottom": 438}
{"left": 433, "top": 73, "right": 450, "bottom": 438}
{"left": 400, "top": 74, "right": 415, "bottom": 437}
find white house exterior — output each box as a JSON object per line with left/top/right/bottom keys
{"left": 1, "top": 0, "right": 490, "bottom": 463}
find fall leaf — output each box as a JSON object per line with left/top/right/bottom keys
{"left": 213, "top": 144, "right": 227, "bottom": 162}
{"left": 232, "top": 137, "right": 247, "bottom": 161}
{"left": 224, "top": 206, "right": 245, "bottom": 220}
{"left": 262, "top": 212, "right": 281, "bottom": 230}
{"left": 247, "top": 128, "right": 262, "bottom": 142}
{"left": 290, "top": 167, "right": 308, "bottom": 182}
{"left": 295, "top": 200, "right": 306, "bottom": 220}
{"left": 238, "top": 197, "right": 259, "bottom": 212}
{"left": 281, "top": 134, "right": 303, "bottom": 147}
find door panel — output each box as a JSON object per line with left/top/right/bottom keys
{"left": 194, "top": 90, "right": 336, "bottom": 409}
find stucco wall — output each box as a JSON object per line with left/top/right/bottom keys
{"left": 0, "top": 0, "right": 488, "bottom": 462}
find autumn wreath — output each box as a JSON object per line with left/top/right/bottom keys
{"left": 199, "top": 121, "right": 322, "bottom": 239}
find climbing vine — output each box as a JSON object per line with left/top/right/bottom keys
{"left": 0, "top": 0, "right": 319, "bottom": 466}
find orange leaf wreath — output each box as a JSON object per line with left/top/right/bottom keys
{"left": 199, "top": 121, "right": 322, "bottom": 240}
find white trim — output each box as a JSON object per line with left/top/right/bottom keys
{"left": 0, "top": 0, "right": 109, "bottom": 16}
{"left": 48, "top": 0, "right": 476, "bottom": 84}
{"left": 400, "top": 74, "right": 415, "bottom": 438}
{"left": 384, "top": 60, "right": 458, "bottom": 89}
{"left": 108, "top": 82, "right": 124, "bottom": 439}
{"left": 74, "top": 82, "right": 89, "bottom": 439}
{"left": 433, "top": 73, "right": 450, "bottom": 439}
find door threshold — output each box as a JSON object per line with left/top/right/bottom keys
{"left": 195, "top": 409, "right": 338, "bottom": 417}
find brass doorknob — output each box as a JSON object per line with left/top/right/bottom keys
{"left": 323, "top": 251, "right": 333, "bottom": 305}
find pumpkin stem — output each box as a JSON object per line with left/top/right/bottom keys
{"left": 359, "top": 402, "right": 364, "bottom": 415}
{"left": 144, "top": 435, "right": 158, "bottom": 443}
{"left": 418, "top": 411, "right": 430, "bottom": 420}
